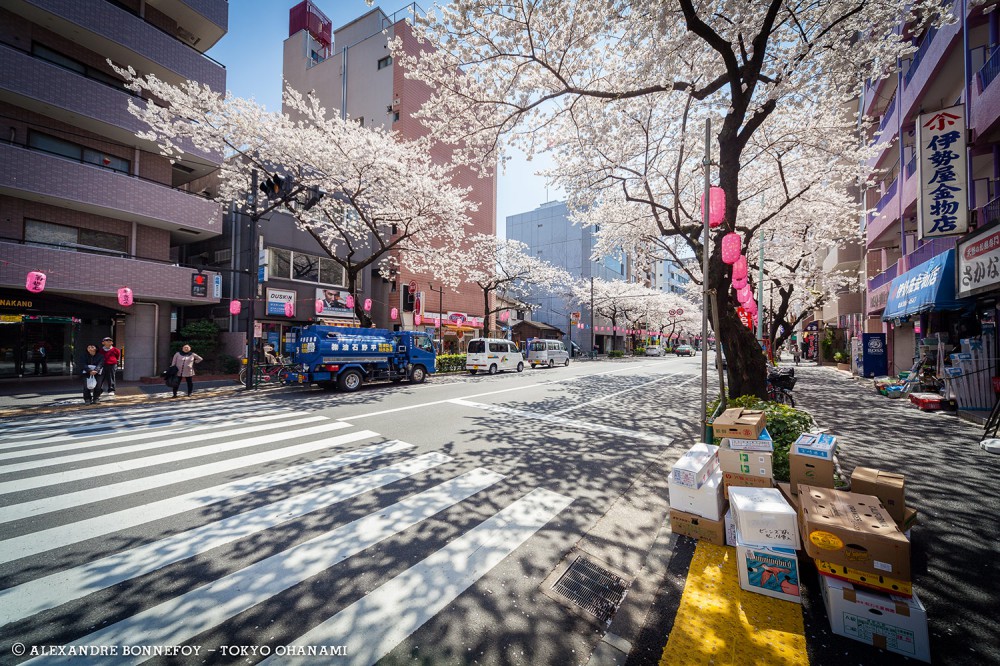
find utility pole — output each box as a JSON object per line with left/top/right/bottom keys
{"left": 701, "top": 119, "right": 711, "bottom": 431}
{"left": 244, "top": 169, "right": 259, "bottom": 391}
{"left": 590, "top": 276, "right": 595, "bottom": 355}
{"left": 429, "top": 283, "right": 444, "bottom": 354}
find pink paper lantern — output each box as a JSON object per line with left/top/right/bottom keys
{"left": 414, "top": 313, "right": 422, "bottom": 326}
{"left": 25, "top": 271, "right": 46, "bottom": 293}
{"left": 391, "top": 307, "right": 399, "bottom": 321}
{"left": 731, "top": 276, "right": 748, "bottom": 290}
{"left": 499, "top": 310, "right": 509, "bottom": 322}
{"left": 737, "top": 284, "right": 752, "bottom": 304}
{"left": 284, "top": 301, "right": 294, "bottom": 317}
{"left": 732, "top": 255, "right": 748, "bottom": 281}
{"left": 315, "top": 299, "right": 324, "bottom": 315}
{"left": 721, "top": 232, "right": 742, "bottom": 264}
{"left": 117, "top": 287, "right": 133, "bottom": 307}
{"left": 345, "top": 294, "right": 355, "bottom": 309}
{"left": 230, "top": 301, "right": 242, "bottom": 316}
{"left": 701, "top": 186, "right": 726, "bottom": 228}
{"left": 363, "top": 298, "right": 372, "bottom": 312}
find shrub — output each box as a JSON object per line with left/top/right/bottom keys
{"left": 707, "top": 394, "right": 814, "bottom": 482}
{"left": 172, "top": 320, "right": 221, "bottom": 370}
{"left": 219, "top": 354, "right": 240, "bottom": 375}
{"left": 436, "top": 353, "right": 467, "bottom": 373}
{"left": 608, "top": 350, "right": 625, "bottom": 358}
{"left": 833, "top": 351, "right": 847, "bottom": 363}
{"left": 634, "top": 346, "right": 646, "bottom": 355}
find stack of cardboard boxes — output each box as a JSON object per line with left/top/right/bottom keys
{"left": 729, "top": 486, "right": 801, "bottom": 603}
{"left": 668, "top": 443, "right": 726, "bottom": 545}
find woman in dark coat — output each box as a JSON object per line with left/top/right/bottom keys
{"left": 80, "top": 344, "right": 105, "bottom": 404}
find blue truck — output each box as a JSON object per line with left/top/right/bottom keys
{"left": 287, "top": 325, "right": 436, "bottom": 392}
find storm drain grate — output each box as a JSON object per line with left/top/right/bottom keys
{"left": 551, "top": 556, "right": 628, "bottom": 624}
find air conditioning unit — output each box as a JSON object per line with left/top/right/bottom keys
{"left": 392, "top": 97, "right": 400, "bottom": 106}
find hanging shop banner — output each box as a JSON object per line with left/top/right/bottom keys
{"left": 736, "top": 307, "right": 753, "bottom": 329}
{"left": 883, "top": 249, "right": 966, "bottom": 321}
{"left": 315, "top": 287, "right": 353, "bottom": 318}
{"left": 862, "top": 333, "right": 888, "bottom": 378}
{"left": 917, "top": 105, "right": 968, "bottom": 239}
{"left": 266, "top": 288, "right": 296, "bottom": 316}
{"left": 957, "top": 221, "right": 1000, "bottom": 298}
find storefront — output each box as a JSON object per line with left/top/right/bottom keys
{"left": 953, "top": 224, "right": 1000, "bottom": 415}
{"left": 423, "top": 312, "right": 484, "bottom": 354}
{"left": 0, "top": 289, "right": 118, "bottom": 380}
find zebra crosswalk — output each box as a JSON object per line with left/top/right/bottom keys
{"left": 0, "top": 400, "right": 572, "bottom": 664}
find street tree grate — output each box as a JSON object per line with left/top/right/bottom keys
{"left": 551, "top": 556, "right": 629, "bottom": 624}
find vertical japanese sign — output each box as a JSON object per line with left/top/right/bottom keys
{"left": 917, "top": 105, "right": 967, "bottom": 239}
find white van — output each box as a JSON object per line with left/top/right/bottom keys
{"left": 466, "top": 338, "right": 524, "bottom": 375}
{"left": 527, "top": 339, "right": 570, "bottom": 368}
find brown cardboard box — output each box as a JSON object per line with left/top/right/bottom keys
{"left": 719, "top": 440, "right": 774, "bottom": 478}
{"left": 789, "top": 451, "right": 835, "bottom": 494}
{"left": 799, "top": 485, "right": 910, "bottom": 580}
{"left": 722, "top": 471, "right": 773, "bottom": 499}
{"left": 669, "top": 508, "right": 727, "bottom": 546}
{"left": 850, "top": 467, "right": 906, "bottom": 524}
{"left": 776, "top": 482, "right": 801, "bottom": 514}
{"left": 712, "top": 408, "right": 766, "bottom": 440}
{"left": 897, "top": 506, "right": 918, "bottom": 533}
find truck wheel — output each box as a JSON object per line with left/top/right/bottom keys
{"left": 410, "top": 365, "right": 427, "bottom": 383}
{"left": 488, "top": 364, "right": 498, "bottom": 375}
{"left": 338, "top": 369, "right": 363, "bottom": 392}
{"left": 548, "top": 359, "right": 554, "bottom": 368}
{"left": 564, "top": 358, "right": 570, "bottom": 366}
{"left": 516, "top": 362, "right": 524, "bottom": 373}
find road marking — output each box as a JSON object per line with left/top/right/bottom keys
{"left": 36, "top": 469, "right": 505, "bottom": 662}
{"left": 448, "top": 399, "right": 668, "bottom": 445}
{"left": 0, "top": 451, "right": 448, "bottom": 623}
{"left": 659, "top": 541, "right": 806, "bottom": 666}
{"left": 0, "top": 414, "right": 328, "bottom": 470}
{"left": 551, "top": 372, "right": 686, "bottom": 416}
{"left": 0, "top": 440, "right": 410, "bottom": 565}
{"left": 269, "top": 487, "right": 573, "bottom": 666}
{"left": 0, "top": 428, "right": 378, "bottom": 524}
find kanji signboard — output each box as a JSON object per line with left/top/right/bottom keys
{"left": 917, "top": 105, "right": 968, "bottom": 239}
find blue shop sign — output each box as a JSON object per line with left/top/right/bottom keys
{"left": 882, "top": 249, "right": 969, "bottom": 321}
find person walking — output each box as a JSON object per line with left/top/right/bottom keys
{"left": 79, "top": 343, "right": 105, "bottom": 404}
{"left": 98, "top": 337, "right": 121, "bottom": 397}
{"left": 32, "top": 340, "right": 49, "bottom": 375}
{"left": 793, "top": 345, "right": 801, "bottom": 366}
{"left": 169, "top": 344, "right": 203, "bottom": 397}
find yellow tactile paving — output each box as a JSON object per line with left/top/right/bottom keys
{"left": 659, "top": 542, "right": 808, "bottom": 666}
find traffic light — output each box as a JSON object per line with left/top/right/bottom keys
{"left": 259, "top": 174, "right": 293, "bottom": 200}
{"left": 302, "top": 185, "right": 324, "bottom": 211}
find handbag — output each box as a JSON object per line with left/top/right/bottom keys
{"left": 161, "top": 365, "right": 179, "bottom": 379}
{"left": 86, "top": 376, "right": 97, "bottom": 390}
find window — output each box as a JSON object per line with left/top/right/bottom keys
{"left": 28, "top": 131, "right": 130, "bottom": 174}
{"left": 467, "top": 340, "right": 485, "bottom": 354}
{"left": 292, "top": 253, "right": 319, "bottom": 282}
{"left": 25, "top": 219, "right": 127, "bottom": 256}
{"left": 377, "top": 56, "right": 392, "bottom": 70}
{"left": 267, "top": 248, "right": 346, "bottom": 288}
{"left": 489, "top": 342, "right": 505, "bottom": 353}
{"left": 392, "top": 111, "right": 400, "bottom": 123}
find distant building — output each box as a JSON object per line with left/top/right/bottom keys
{"left": 651, "top": 258, "right": 692, "bottom": 296}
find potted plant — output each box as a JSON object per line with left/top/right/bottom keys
{"left": 833, "top": 351, "right": 851, "bottom": 371}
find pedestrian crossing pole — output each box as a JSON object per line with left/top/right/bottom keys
{"left": 701, "top": 120, "right": 710, "bottom": 433}
{"left": 245, "top": 169, "right": 259, "bottom": 391}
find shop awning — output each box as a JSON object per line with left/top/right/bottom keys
{"left": 882, "top": 249, "right": 970, "bottom": 321}
{"left": 443, "top": 324, "right": 478, "bottom": 333}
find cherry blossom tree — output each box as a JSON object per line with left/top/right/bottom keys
{"left": 462, "top": 234, "right": 573, "bottom": 337}
{"left": 109, "top": 65, "right": 474, "bottom": 326}
{"left": 400, "top": 0, "right": 952, "bottom": 397}
{"left": 571, "top": 279, "right": 654, "bottom": 351}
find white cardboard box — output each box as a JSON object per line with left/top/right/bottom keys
{"left": 669, "top": 468, "right": 725, "bottom": 521}
{"left": 735, "top": 527, "right": 801, "bottom": 603}
{"left": 729, "top": 486, "right": 800, "bottom": 549}
{"left": 670, "top": 443, "right": 719, "bottom": 490}
{"left": 791, "top": 432, "right": 838, "bottom": 460}
{"left": 725, "top": 427, "right": 774, "bottom": 452}
{"left": 724, "top": 509, "right": 737, "bottom": 547}
{"left": 820, "top": 576, "right": 930, "bottom": 663}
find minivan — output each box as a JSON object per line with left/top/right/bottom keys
{"left": 527, "top": 339, "right": 570, "bottom": 368}
{"left": 466, "top": 338, "right": 524, "bottom": 374}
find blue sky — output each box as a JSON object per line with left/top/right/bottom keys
{"left": 205, "top": 0, "right": 561, "bottom": 236}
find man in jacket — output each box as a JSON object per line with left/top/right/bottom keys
{"left": 80, "top": 344, "right": 105, "bottom": 404}
{"left": 99, "top": 337, "right": 121, "bottom": 397}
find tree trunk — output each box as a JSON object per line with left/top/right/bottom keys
{"left": 346, "top": 271, "right": 372, "bottom": 328}
{"left": 483, "top": 287, "right": 492, "bottom": 339}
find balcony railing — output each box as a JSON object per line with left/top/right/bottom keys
{"left": 868, "top": 262, "right": 899, "bottom": 291}
{"left": 906, "top": 237, "right": 956, "bottom": 271}
{"left": 904, "top": 25, "right": 938, "bottom": 87}
{"left": 979, "top": 45, "right": 1000, "bottom": 91}
{"left": 983, "top": 195, "right": 1000, "bottom": 228}
{"left": 103, "top": 0, "right": 226, "bottom": 69}
{"left": 905, "top": 152, "right": 917, "bottom": 179}
{"left": 875, "top": 178, "right": 899, "bottom": 213}
{"left": 878, "top": 95, "right": 897, "bottom": 135}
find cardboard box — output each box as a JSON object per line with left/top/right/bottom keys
{"left": 819, "top": 576, "right": 929, "bottom": 663}
{"left": 724, "top": 427, "right": 773, "bottom": 452}
{"left": 724, "top": 509, "right": 737, "bottom": 547}
{"left": 851, "top": 467, "right": 906, "bottom": 524}
{"left": 670, "top": 443, "right": 719, "bottom": 490}
{"left": 729, "top": 486, "right": 800, "bottom": 549}
{"left": 789, "top": 450, "right": 835, "bottom": 494}
{"left": 722, "top": 471, "right": 774, "bottom": 499}
{"left": 669, "top": 468, "right": 725, "bottom": 521}
{"left": 712, "top": 408, "right": 766, "bottom": 440}
{"left": 815, "top": 558, "right": 913, "bottom": 597}
{"left": 897, "top": 506, "right": 918, "bottom": 533}
{"left": 735, "top": 528, "right": 801, "bottom": 603}
{"left": 799, "top": 486, "right": 910, "bottom": 580}
{"left": 669, "top": 508, "right": 726, "bottom": 546}
{"left": 791, "top": 432, "right": 838, "bottom": 460}
{"left": 776, "top": 482, "right": 801, "bottom": 514}
{"left": 719, "top": 440, "right": 773, "bottom": 478}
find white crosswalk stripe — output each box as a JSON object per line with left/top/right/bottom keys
{"left": 0, "top": 405, "right": 573, "bottom": 664}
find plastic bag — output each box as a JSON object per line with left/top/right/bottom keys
{"left": 86, "top": 376, "right": 97, "bottom": 390}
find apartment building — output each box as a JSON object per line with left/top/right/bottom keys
{"left": 506, "top": 200, "right": 628, "bottom": 352}
{"left": 861, "top": 0, "right": 1000, "bottom": 387}
{"left": 651, "top": 257, "right": 693, "bottom": 296}
{"left": 276, "top": 1, "right": 497, "bottom": 352}
{"left": 0, "top": 0, "right": 227, "bottom": 382}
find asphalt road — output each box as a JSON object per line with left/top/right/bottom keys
{"left": 0, "top": 355, "right": 709, "bottom": 666}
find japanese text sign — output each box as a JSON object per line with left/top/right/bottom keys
{"left": 917, "top": 105, "right": 967, "bottom": 239}
{"left": 958, "top": 224, "right": 1000, "bottom": 298}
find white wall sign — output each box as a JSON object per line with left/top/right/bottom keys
{"left": 917, "top": 104, "right": 968, "bottom": 239}
{"left": 958, "top": 225, "right": 1000, "bottom": 298}
{"left": 266, "top": 288, "right": 296, "bottom": 316}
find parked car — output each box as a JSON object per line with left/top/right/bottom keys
{"left": 466, "top": 338, "right": 524, "bottom": 374}
{"left": 674, "top": 344, "right": 696, "bottom": 357}
{"left": 527, "top": 339, "right": 570, "bottom": 368}
{"left": 645, "top": 345, "right": 664, "bottom": 356}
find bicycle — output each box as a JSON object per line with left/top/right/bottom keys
{"left": 766, "top": 369, "right": 796, "bottom": 407}
{"left": 238, "top": 363, "right": 294, "bottom": 387}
